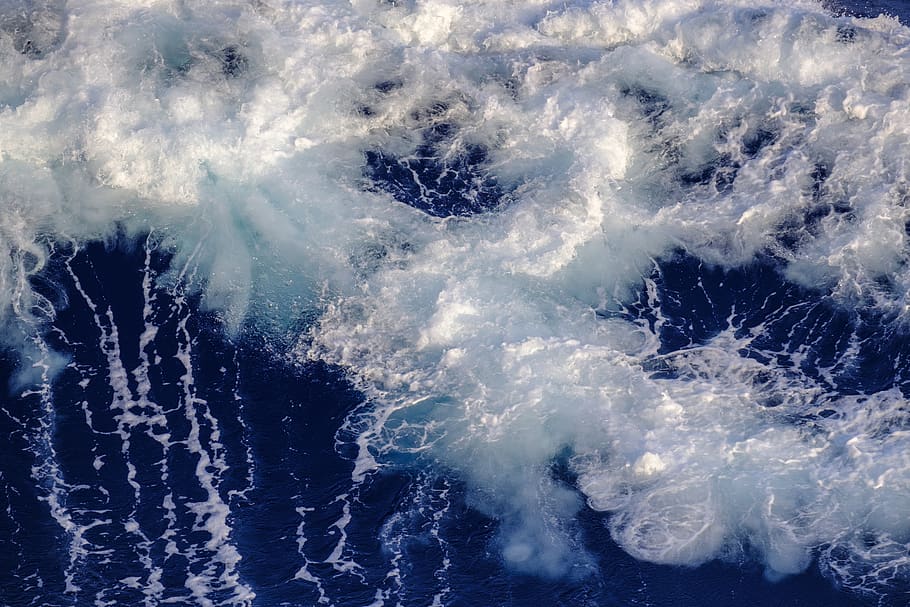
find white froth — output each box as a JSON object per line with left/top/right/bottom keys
{"left": 300, "top": 0, "right": 910, "bottom": 590}
{"left": 4, "top": 0, "right": 910, "bottom": 598}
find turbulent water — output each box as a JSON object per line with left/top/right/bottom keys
{"left": 3, "top": 0, "right": 910, "bottom": 605}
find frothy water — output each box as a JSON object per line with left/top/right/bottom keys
{"left": 2, "top": 0, "right": 910, "bottom": 604}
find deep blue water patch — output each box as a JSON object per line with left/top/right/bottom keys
{"left": 0, "top": 350, "right": 69, "bottom": 607}
{"left": 218, "top": 45, "right": 248, "bottom": 78}
{"left": 364, "top": 111, "right": 503, "bottom": 218}
{"left": 616, "top": 251, "right": 910, "bottom": 397}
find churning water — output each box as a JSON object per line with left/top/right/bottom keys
{"left": 2, "top": 0, "right": 910, "bottom": 605}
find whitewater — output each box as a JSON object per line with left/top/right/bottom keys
{"left": 2, "top": 0, "right": 910, "bottom": 604}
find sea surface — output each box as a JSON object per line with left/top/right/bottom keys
{"left": 2, "top": 1, "right": 910, "bottom": 605}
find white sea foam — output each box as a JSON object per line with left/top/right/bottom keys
{"left": 3, "top": 0, "right": 910, "bottom": 599}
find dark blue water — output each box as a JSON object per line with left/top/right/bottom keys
{"left": 1, "top": 235, "right": 896, "bottom": 606}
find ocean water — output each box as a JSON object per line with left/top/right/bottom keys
{"left": 2, "top": 0, "right": 910, "bottom": 605}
